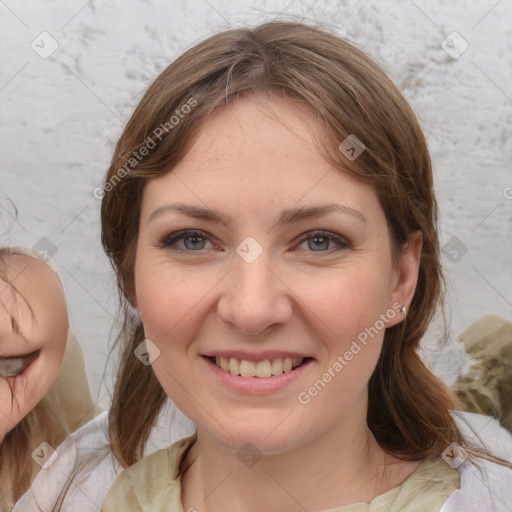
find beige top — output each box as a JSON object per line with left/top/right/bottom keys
{"left": 102, "top": 434, "right": 460, "bottom": 512}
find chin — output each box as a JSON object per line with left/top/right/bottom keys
{"left": 205, "top": 417, "right": 304, "bottom": 456}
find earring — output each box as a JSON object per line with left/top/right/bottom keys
{"left": 399, "top": 304, "right": 407, "bottom": 315}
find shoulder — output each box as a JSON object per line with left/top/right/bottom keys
{"left": 441, "top": 411, "right": 512, "bottom": 511}
{"left": 102, "top": 434, "right": 197, "bottom": 512}
{"left": 440, "top": 456, "right": 512, "bottom": 512}
{"left": 450, "top": 410, "right": 512, "bottom": 460}
{"left": 13, "top": 411, "right": 122, "bottom": 512}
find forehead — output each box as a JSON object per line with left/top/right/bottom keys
{"left": 180, "top": 95, "right": 325, "bottom": 175}
{"left": 141, "top": 96, "right": 380, "bottom": 218}
{"left": 0, "top": 254, "right": 57, "bottom": 308}
{"left": 0, "top": 257, "right": 30, "bottom": 333}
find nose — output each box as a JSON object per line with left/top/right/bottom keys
{"left": 217, "top": 253, "right": 293, "bottom": 337}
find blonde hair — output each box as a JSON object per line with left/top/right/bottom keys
{"left": 0, "top": 249, "right": 68, "bottom": 508}
{"left": 0, "top": 247, "right": 103, "bottom": 509}
{"left": 101, "top": 21, "right": 482, "bottom": 468}
{"left": 0, "top": 397, "right": 67, "bottom": 509}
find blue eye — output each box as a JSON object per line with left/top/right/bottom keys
{"left": 158, "top": 230, "right": 350, "bottom": 254}
{"left": 297, "top": 231, "right": 349, "bottom": 252}
{"left": 159, "top": 230, "right": 213, "bottom": 251}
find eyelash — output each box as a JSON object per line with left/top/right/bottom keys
{"left": 158, "top": 229, "right": 350, "bottom": 254}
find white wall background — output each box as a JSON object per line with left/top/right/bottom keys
{"left": 1, "top": 0, "right": 511, "bottom": 417}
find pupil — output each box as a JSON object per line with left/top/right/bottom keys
{"left": 185, "top": 236, "right": 205, "bottom": 250}
{"left": 309, "top": 237, "right": 328, "bottom": 251}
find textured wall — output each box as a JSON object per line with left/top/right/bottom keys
{"left": 1, "top": 0, "right": 511, "bottom": 410}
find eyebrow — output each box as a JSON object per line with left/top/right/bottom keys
{"left": 147, "top": 202, "right": 367, "bottom": 227}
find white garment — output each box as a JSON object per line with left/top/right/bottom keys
{"left": 452, "top": 410, "right": 512, "bottom": 461}
{"left": 438, "top": 411, "right": 512, "bottom": 511}
{"left": 439, "top": 458, "right": 512, "bottom": 511}
{"left": 13, "top": 410, "right": 512, "bottom": 511}
{"left": 12, "top": 412, "right": 121, "bottom": 512}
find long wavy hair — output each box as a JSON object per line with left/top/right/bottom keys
{"left": 102, "top": 21, "right": 470, "bottom": 468}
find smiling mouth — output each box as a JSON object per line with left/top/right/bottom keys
{"left": 0, "top": 350, "right": 40, "bottom": 378}
{"left": 205, "top": 355, "right": 312, "bottom": 378}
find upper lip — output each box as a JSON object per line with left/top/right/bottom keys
{"left": 202, "top": 350, "right": 313, "bottom": 362}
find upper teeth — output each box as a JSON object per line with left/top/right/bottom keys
{"left": 214, "top": 356, "right": 304, "bottom": 378}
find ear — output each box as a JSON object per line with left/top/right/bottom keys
{"left": 386, "top": 231, "right": 422, "bottom": 328}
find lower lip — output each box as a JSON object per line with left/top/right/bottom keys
{"left": 201, "top": 356, "right": 314, "bottom": 394}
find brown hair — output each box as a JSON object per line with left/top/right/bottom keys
{"left": 102, "top": 21, "right": 467, "bottom": 468}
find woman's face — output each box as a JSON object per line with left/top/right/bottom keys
{"left": 0, "top": 255, "right": 68, "bottom": 441}
{"left": 134, "top": 96, "right": 421, "bottom": 454}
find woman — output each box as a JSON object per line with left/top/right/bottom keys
{"left": 7, "top": 18, "right": 511, "bottom": 512}
{"left": 95, "top": 21, "right": 511, "bottom": 511}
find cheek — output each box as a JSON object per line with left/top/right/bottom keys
{"left": 0, "top": 383, "right": 17, "bottom": 439}
{"left": 0, "top": 370, "right": 46, "bottom": 439}
{"left": 7, "top": 338, "right": 67, "bottom": 431}
{"left": 17, "top": 301, "right": 69, "bottom": 424}
{"left": 295, "top": 273, "right": 389, "bottom": 413}
{"left": 296, "top": 265, "right": 391, "bottom": 340}
{"left": 135, "top": 262, "right": 212, "bottom": 342}
{"left": 292, "top": 267, "right": 391, "bottom": 407}
{"left": 37, "top": 295, "right": 68, "bottom": 381}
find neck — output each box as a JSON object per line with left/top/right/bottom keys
{"left": 181, "top": 412, "right": 398, "bottom": 512}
